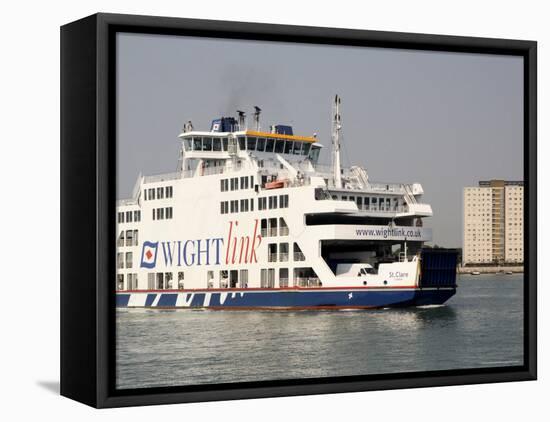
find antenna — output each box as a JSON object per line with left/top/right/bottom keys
{"left": 237, "top": 110, "right": 246, "bottom": 130}
{"left": 331, "top": 95, "right": 343, "bottom": 188}
{"left": 253, "top": 106, "right": 262, "bottom": 131}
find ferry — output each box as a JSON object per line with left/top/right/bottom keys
{"left": 116, "top": 96, "right": 457, "bottom": 309}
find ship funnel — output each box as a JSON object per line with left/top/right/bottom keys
{"left": 253, "top": 106, "right": 262, "bottom": 131}
{"left": 237, "top": 110, "right": 246, "bottom": 130}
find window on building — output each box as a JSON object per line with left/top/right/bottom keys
{"left": 279, "top": 268, "right": 289, "bottom": 287}
{"left": 280, "top": 243, "right": 289, "bottom": 262}
{"left": 166, "top": 186, "right": 173, "bottom": 198}
{"left": 125, "top": 252, "right": 133, "bottom": 269}
{"left": 268, "top": 243, "right": 278, "bottom": 262}
{"left": 125, "top": 230, "right": 133, "bottom": 246}
{"left": 229, "top": 270, "right": 239, "bottom": 288}
{"left": 279, "top": 218, "right": 289, "bottom": 236}
{"left": 269, "top": 218, "right": 278, "bottom": 236}
{"left": 117, "top": 274, "right": 124, "bottom": 290}
{"left": 239, "top": 269, "right": 249, "bottom": 288}
{"left": 294, "top": 243, "right": 305, "bottom": 261}
{"left": 117, "top": 231, "right": 124, "bottom": 247}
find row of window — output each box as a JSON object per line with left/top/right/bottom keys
{"left": 332, "top": 194, "right": 405, "bottom": 212}
{"left": 117, "top": 273, "right": 138, "bottom": 290}
{"left": 118, "top": 230, "right": 139, "bottom": 247}
{"left": 220, "top": 176, "right": 254, "bottom": 192}
{"left": 260, "top": 217, "right": 289, "bottom": 237}
{"left": 116, "top": 266, "right": 320, "bottom": 290}
{"left": 183, "top": 135, "right": 314, "bottom": 157}
{"left": 267, "top": 242, "right": 305, "bottom": 263}
{"left": 258, "top": 194, "right": 289, "bottom": 210}
{"left": 118, "top": 210, "right": 141, "bottom": 224}
{"left": 144, "top": 186, "right": 173, "bottom": 201}
{"left": 220, "top": 199, "right": 255, "bottom": 214}
{"left": 117, "top": 252, "right": 133, "bottom": 269}
{"left": 152, "top": 207, "right": 173, "bottom": 220}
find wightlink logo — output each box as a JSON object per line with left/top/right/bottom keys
{"left": 140, "top": 220, "right": 262, "bottom": 269}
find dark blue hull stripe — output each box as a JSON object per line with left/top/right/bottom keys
{"left": 116, "top": 289, "right": 456, "bottom": 309}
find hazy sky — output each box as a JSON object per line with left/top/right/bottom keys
{"left": 117, "top": 33, "right": 523, "bottom": 247}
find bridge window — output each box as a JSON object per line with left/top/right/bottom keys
{"left": 213, "top": 138, "right": 222, "bottom": 151}
{"left": 247, "top": 137, "right": 257, "bottom": 151}
{"left": 274, "top": 139, "right": 284, "bottom": 153}
{"left": 293, "top": 142, "right": 302, "bottom": 154}
{"left": 302, "top": 143, "right": 311, "bottom": 155}
{"left": 265, "top": 138, "right": 275, "bottom": 152}
{"left": 357, "top": 197, "right": 363, "bottom": 209}
{"left": 202, "top": 137, "right": 212, "bottom": 151}
{"left": 238, "top": 137, "right": 245, "bottom": 151}
{"left": 257, "top": 138, "right": 266, "bottom": 151}
{"left": 309, "top": 145, "right": 321, "bottom": 163}
{"left": 222, "top": 138, "right": 228, "bottom": 151}
{"left": 193, "top": 137, "right": 202, "bottom": 151}
{"left": 284, "top": 141, "right": 293, "bottom": 154}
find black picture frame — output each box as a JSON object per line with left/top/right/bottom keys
{"left": 60, "top": 12, "right": 537, "bottom": 408}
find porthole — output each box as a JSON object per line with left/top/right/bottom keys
{"left": 383, "top": 280, "right": 388, "bottom": 285}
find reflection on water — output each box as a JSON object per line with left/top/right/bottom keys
{"left": 116, "top": 275, "right": 523, "bottom": 389}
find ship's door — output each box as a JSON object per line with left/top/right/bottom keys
{"left": 229, "top": 270, "right": 238, "bottom": 288}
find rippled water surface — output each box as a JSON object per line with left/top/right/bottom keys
{"left": 116, "top": 274, "right": 523, "bottom": 389}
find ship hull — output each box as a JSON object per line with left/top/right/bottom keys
{"left": 115, "top": 287, "right": 456, "bottom": 310}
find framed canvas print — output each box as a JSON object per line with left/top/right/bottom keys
{"left": 60, "top": 13, "right": 537, "bottom": 408}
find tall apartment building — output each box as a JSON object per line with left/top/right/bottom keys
{"left": 463, "top": 180, "right": 523, "bottom": 265}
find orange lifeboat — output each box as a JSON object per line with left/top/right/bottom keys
{"left": 265, "top": 179, "right": 286, "bottom": 190}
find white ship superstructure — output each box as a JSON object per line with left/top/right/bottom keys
{"left": 116, "top": 97, "right": 457, "bottom": 309}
